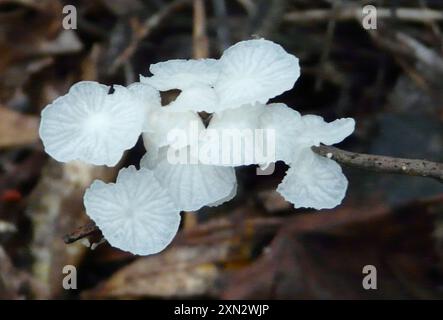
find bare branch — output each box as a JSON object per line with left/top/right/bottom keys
{"left": 284, "top": 7, "right": 443, "bottom": 24}
{"left": 192, "top": 0, "right": 209, "bottom": 59}
{"left": 62, "top": 221, "right": 100, "bottom": 244}
{"left": 312, "top": 145, "right": 443, "bottom": 182}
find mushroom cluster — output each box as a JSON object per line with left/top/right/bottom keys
{"left": 39, "top": 39, "right": 355, "bottom": 255}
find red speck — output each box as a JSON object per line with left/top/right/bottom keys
{"left": 1, "top": 189, "right": 22, "bottom": 203}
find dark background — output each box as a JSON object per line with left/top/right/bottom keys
{"left": 0, "top": 0, "right": 442, "bottom": 299}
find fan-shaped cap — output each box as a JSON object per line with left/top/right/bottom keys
{"left": 259, "top": 103, "right": 302, "bottom": 163}
{"left": 39, "top": 81, "right": 145, "bottom": 166}
{"left": 128, "top": 82, "right": 161, "bottom": 131}
{"left": 260, "top": 104, "right": 355, "bottom": 164}
{"left": 295, "top": 115, "right": 355, "bottom": 148}
{"left": 141, "top": 58, "right": 220, "bottom": 91}
{"left": 84, "top": 166, "right": 181, "bottom": 255}
{"left": 140, "top": 147, "right": 237, "bottom": 211}
{"left": 277, "top": 150, "right": 348, "bottom": 210}
{"left": 215, "top": 39, "right": 300, "bottom": 110}
{"left": 209, "top": 103, "right": 266, "bottom": 130}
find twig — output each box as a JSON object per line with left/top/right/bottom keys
{"left": 192, "top": 0, "right": 209, "bottom": 59}
{"left": 395, "top": 32, "right": 443, "bottom": 73}
{"left": 284, "top": 7, "right": 443, "bottom": 23}
{"left": 418, "top": 0, "right": 443, "bottom": 44}
{"left": 312, "top": 145, "right": 443, "bottom": 182}
{"left": 62, "top": 221, "right": 100, "bottom": 244}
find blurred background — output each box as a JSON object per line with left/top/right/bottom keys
{"left": 0, "top": 0, "right": 443, "bottom": 299}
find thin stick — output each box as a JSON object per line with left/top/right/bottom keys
{"left": 284, "top": 7, "right": 443, "bottom": 23}
{"left": 193, "top": 0, "right": 209, "bottom": 59}
{"left": 63, "top": 221, "right": 100, "bottom": 244}
{"left": 312, "top": 145, "right": 443, "bottom": 182}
